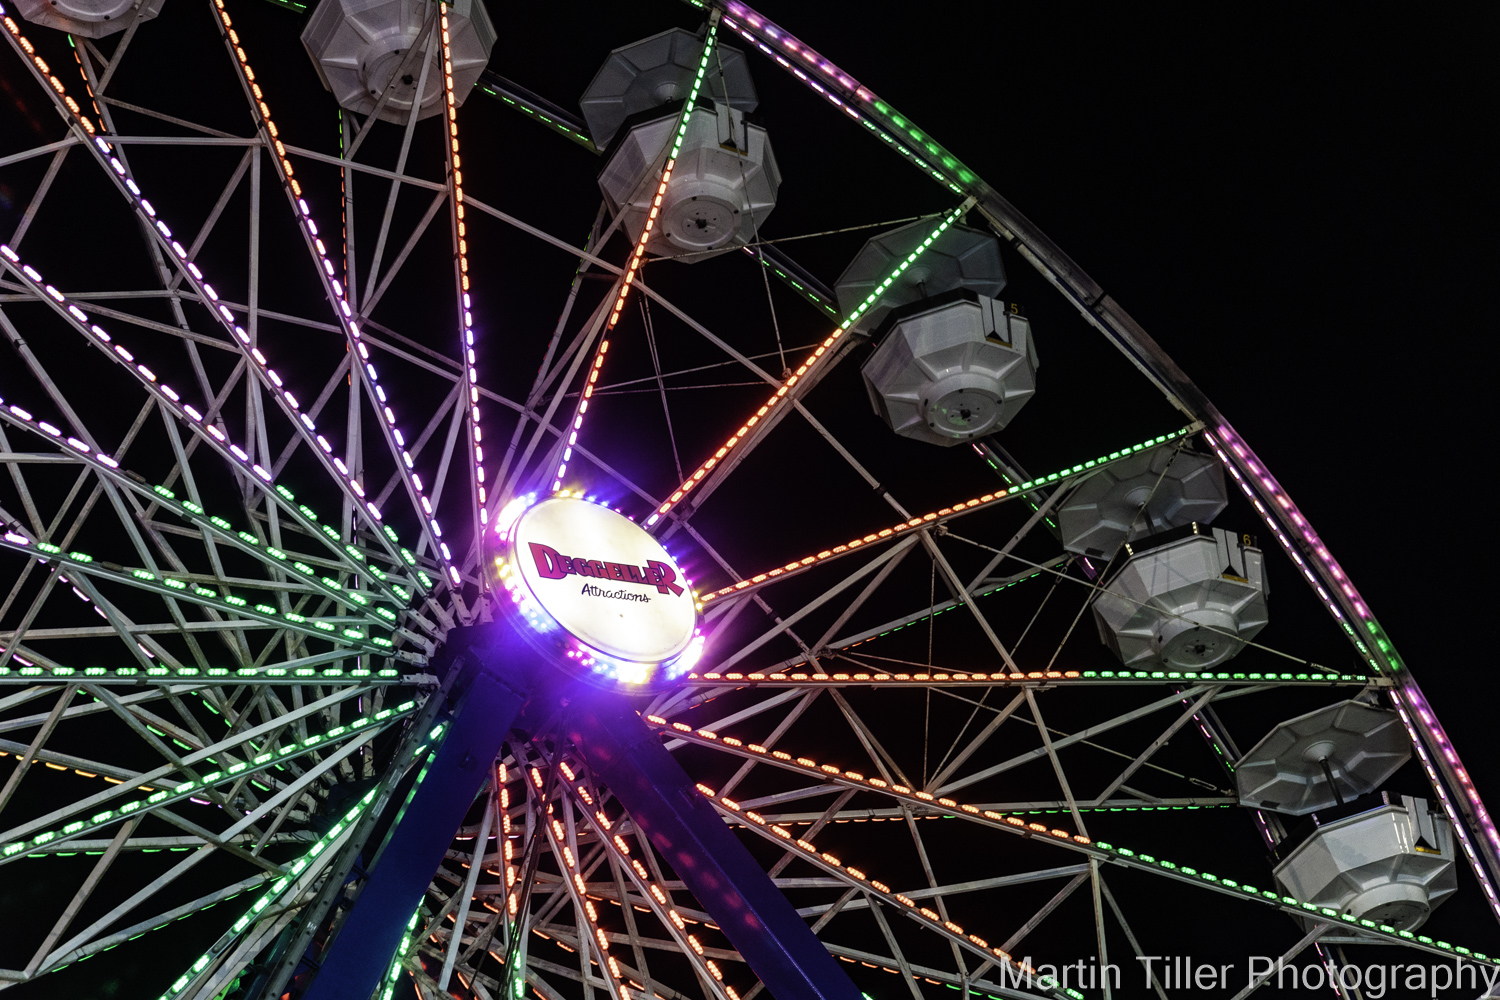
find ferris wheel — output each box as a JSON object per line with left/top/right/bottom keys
{"left": 1, "top": 1, "right": 1497, "bottom": 999}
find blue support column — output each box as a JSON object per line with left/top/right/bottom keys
{"left": 565, "top": 696, "right": 864, "bottom": 1000}
{"left": 304, "top": 636, "right": 531, "bottom": 1000}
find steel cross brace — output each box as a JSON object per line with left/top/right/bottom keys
{"left": 300, "top": 629, "right": 530, "bottom": 1000}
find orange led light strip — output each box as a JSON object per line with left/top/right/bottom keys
{"left": 438, "top": 8, "right": 488, "bottom": 543}
{"left": 3, "top": 11, "right": 429, "bottom": 596}
{"left": 210, "top": 0, "right": 462, "bottom": 587}
{"left": 556, "top": 765, "right": 739, "bottom": 996}
{"left": 650, "top": 718, "right": 1500, "bottom": 963}
{"left": 0, "top": 15, "right": 98, "bottom": 133}
{"left": 551, "top": 16, "right": 722, "bottom": 492}
{"left": 645, "top": 716, "right": 1087, "bottom": 843}
{"left": 699, "top": 426, "right": 1196, "bottom": 602}
{"left": 644, "top": 201, "right": 973, "bottom": 529}
{"left": 538, "top": 775, "right": 629, "bottom": 1000}
{"left": 702, "top": 488, "right": 1004, "bottom": 602}
{"left": 693, "top": 782, "right": 1055, "bottom": 991}
{"left": 498, "top": 762, "right": 519, "bottom": 917}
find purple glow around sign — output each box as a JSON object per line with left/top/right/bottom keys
{"left": 491, "top": 492, "right": 703, "bottom": 689}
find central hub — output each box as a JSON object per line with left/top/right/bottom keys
{"left": 492, "top": 494, "right": 702, "bottom": 690}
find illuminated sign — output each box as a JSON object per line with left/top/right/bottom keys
{"left": 493, "top": 494, "right": 702, "bottom": 688}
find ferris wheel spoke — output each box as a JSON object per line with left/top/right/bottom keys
{"left": 644, "top": 202, "right": 972, "bottom": 533}
{"left": 0, "top": 135, "right": 79, "bottom": 171}
{"left": 1089, "top": 687, "right": 1224, "bottom": 806}
{"left": 704, "top": 791, "right": 1065, "bottom": 1000}
{"left": 435, "top": 5, "right": 489, "bottom": 573}
{"left": 192, "top": 2, "right": 465, "bottom": 593}
{"left": 709, "top": 536, "right": 918, "bottom": 675}
{"left": 0, "top": 684, "right": 409, "bottom": 856}
{"left": 555, "top": 765, "right": 740, "bottom": 1000}
{"left": 0, "top": 253, "right": 419, "bottom": 620}
{"left": 699, "top": 428, "right": 1197, "bottom": 607}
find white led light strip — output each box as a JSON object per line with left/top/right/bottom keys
{"left": 206, "top": 0, "right": 464, "bottom": 588}
{"left": 0, "top": 5, "right": 437, "bottom": 598}
{"left": 550, "top": 14, "right": 722, "bottom": 492}
{"left": 0, "top": 245, "right": 414, "bottom": 620}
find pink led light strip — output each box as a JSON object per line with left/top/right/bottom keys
{"left": 438, "top": 9, "right": 488, "bottom": 548}
{"left": 551, "top": 15, "right": 721, "bottom": 492}
{"left": 1203, "top": 427, "right": 1500, "bottom": 918}
{"left": 706, "top": 0, "right": 1500, "bottom": 923}
{"left": 714, "top": 2, "right": 979, "bottom": 201}
{"left": 0, "top": 4, "right": 432, "bottom": 592}
{"left": 208, "top": 0, "right": 462, "bottom": 588}
{"left": 696, "top": 0, "right": 1500, "bottom": 922}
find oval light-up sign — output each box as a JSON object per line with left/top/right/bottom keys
{"left": 492, "top": 494, "right": 702, "bottom": 689}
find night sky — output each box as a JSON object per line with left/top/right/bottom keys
{"left": 1, "top": 1, "right": 1497, "bottom": 997}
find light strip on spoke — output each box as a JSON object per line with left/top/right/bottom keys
{"left": 202, "top": 0, "right": 461, "bottom": 586}
{"left": 648, "top": 720, "right": 1500, "bottom": 966}
{"left": 1203, "top": 426, "right": 1500, "bottom": 916}
{"left": 699, "top": 426, "right": 1196, "bottom": 602}
{"left": 0, "top": 379, "right": 408, "bottom": 628}
{"left": 439, "top": 8, "right": 489, "bottom": 552}
{"left": 0, "top": 43, "right": 436, "bottom": 599}
{"left": 551, "top": 14, "right": 721, "bottom": 492}
{"left": 156, "top": 785, "right": 384, "bottom": 999}
{"left": 2, "top": 703, "right": 418, "bottom": 863}
{"left": 555, "top": 762, "right": 740, "bottom": 998}
{"left": 644, "top": 202, "right": 970, "bottom": 528}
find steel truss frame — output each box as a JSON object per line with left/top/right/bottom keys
{"left": 1, "top": 0, "right": 1496, "bottom": 997}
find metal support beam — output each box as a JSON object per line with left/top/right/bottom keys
{"left": 302, "top": 637, "right": 529, "bottom": 1000}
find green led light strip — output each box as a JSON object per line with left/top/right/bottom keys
{"left": 0, "top": 538, "right": 405, "bottom": 657}
{"left": 42, "top": 884, "right": 259, "bottom": 973}
{"left": 378, "top": 908, "right": 424, "bottom": 1000}
{"left": 1, "top": 702, "right": 420, "bottom": 864}
{"left": 702, "top": 424, "right": 1206, "bottom": 602}
{"left": 742, "top": 248, "right": 840, "bottom": 317}
{"left": 1094, "top": 840, "right": 1494, "bottom": 962}
{"left": 0, "top": 267, "right": 433, "bottom": 608}
{"left": 480, "top": 87, "right": 596, "bottom": 152}
{"left": 551, "top": 14, "right": 721, "bottom": 492}
{"left": 0, "top": 663, "right": 412, "bottom": 683}
{"left": 155, "top": 783, "right": 387, "bottom": 999}
{"left": 146, "top": 483, "right": 417, "bottom": 621}
{"left": 647, "top": 202, "right": 973, "bottom": 528}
